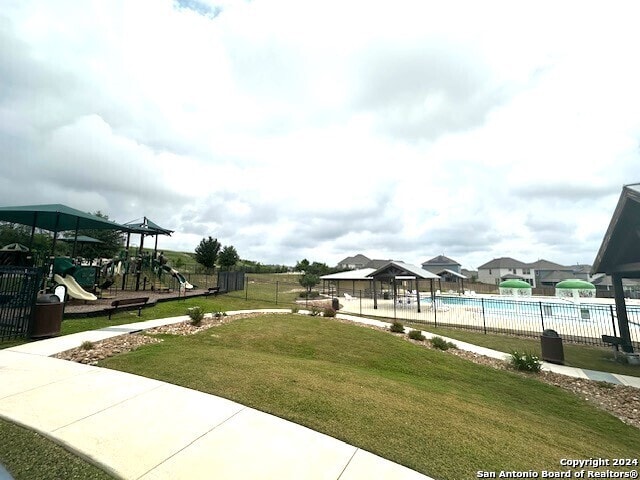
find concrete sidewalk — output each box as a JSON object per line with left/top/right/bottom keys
{"left": 0, "top": 311, "right": 432, "bottom": 480}
{"left": 2, "top": 309, "right": 639, "bottom": 480}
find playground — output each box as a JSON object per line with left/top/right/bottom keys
{"left": 0, "top": 204, "right": 240, "bottom": 341}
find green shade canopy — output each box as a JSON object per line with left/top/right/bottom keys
{"left": 555, "top": 279, "right": 595, "bottom": 290}
{"left": 0, "top": 204, "right": 129, "bottom": 232}
{"left": 123, "top": 217, "right": 173, "bottom": 236}
{"left": 0, "top": 243, "right": 29, "bottom": 252}
{"left": 499, "top": 279, "right": 532, "bottom": 289}
{"left": 60, "top": 235, "right": 103, "bottom": 244}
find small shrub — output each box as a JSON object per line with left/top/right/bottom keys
{"left": 212, "top": 311, "right": 226, "bottom": 319}
{"left": 430, "top": 336, "right": 457, "bottom": 350}
{"left": 187, "top": 306, "right": 204, "bottom": 326}
{"left": 309, "top": 306, "right": 321, "bottom": 316}
{"left": 408, "top": 330, "right": 425, "bottom": 341}
{"left": 509, "top": 350, "right": 541, "bottom": 373}
{"left": 389, "top": 321, "right": 405, "bottom": 333}
{"left": 291, "top": 306, "right": 299, "bottom": 313}
{"left": 323, "top": 307, "right": 336, "bottom": 317}
{"left": 299, "top": 291, "right": 320, "bottom": 298}
{"left": 80, "top": 340, "right": 94, "bottom": 350}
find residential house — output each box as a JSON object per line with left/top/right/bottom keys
{"left": 477, "top": 257, "right": 535, "bottom": 286}
{"left": 421, "top": 255, "right": 462, "bottom": 275}
{"left": 336, "top": 254, "right": 371, "bottom": 270}
{"left": 529, "top": 259, "right": 572, "bottom": 287}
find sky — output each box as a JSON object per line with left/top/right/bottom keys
{"left": 1, "top": 0, "right": 639, "bottom": 271}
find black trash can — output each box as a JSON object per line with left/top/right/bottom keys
{"left": 332, "top": 297, "right": 340, "bottom": 311}
{"left": 540, "top": 329, "right": 564, "bottom": 364}
{"left": 32, "top": 294, "right": 64, "bottom": 338}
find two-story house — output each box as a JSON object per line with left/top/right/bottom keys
{"left": 477, "top": 257, "right": 535, "bottom": 286}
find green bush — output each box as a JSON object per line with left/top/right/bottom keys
{"left": 389, "top": 321, "right": 405, "bottom": 333}
{"left": 309, "top": 306, "right": 321, "bottom": 316}
{"left": 408, "top": 330, "right": 425, "bottom": 341}
{"left": 291, "top": 306, "right": 300, "bottom": 313}
{"left": 212, "top": 311, "right": 226, "bottom": 319}
{"left": 509, "top": 350, "right": 541, "bottom": 373}
{"left": 323, "top": 307, "right": 336, "bottom": 317}
{"left": 187, "top": 306, "right": 204, "bottom": 326}
{"left": 430, "top": 336, "right": 457, "bottom": 350}
{"left": 80, "top": 340, "right": 94, "bottom": 350}
{"left": 299, "top": 291, "right": 320, "bottom": 298}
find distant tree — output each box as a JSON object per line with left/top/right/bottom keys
{"left": 299, "top": 273, "right": 320, "bottom": 295}
{"left": 307, "top": 261, "right": 331, "bottom": 276}
{"left": 295, "top": 258, "right": 310, "bottom": 273}
{"left": 75, "top": 211, "right": 125, "bottom": 259}
{"left": 194, "top": 236, "right": 221, "bottom": 272}
{"left": 218, "top": 245, "right": 240, "bottom": 271}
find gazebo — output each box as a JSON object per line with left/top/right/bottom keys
{"left": 122, "top": 217, "right": 174, "bottom": 291}
{"left": 369, "top": 261, "right": 440, "bottom": 313}
{"left": 592, "top": 183, "right": 640, "bottom": 355}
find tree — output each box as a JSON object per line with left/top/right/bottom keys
{"left": 75, "top": 211, "right": 125, "bottom": 259}
{"left": 299, "top": 273, "right": 320, "bottom": 295}
{"left": 295, "top": 259, "right": 310, "bottom": 273}
{"left": 194, "top": 236, "right": 221, "bottom": 272}
{"left": 218, "top": 245, "right": 240, "bottom": 271}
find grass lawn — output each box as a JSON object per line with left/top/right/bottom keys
{"left": 403, "top": 321, "right": 640, "bottom": 378}
{"left": 0, "top": 417, "right": 112, "bottom": 480}
{"left": 101, "top": 314, "right": 640, "bottom": 480}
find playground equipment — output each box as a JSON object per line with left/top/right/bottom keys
{"left": 53, "top": 257, "right": 97, "bottom": 301}
{"left": 161, "top": 264, "right": 194, "bottom": 290}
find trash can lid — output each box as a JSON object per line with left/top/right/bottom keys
{"left": 36, "top": 294, "right": 60, "bottom": 304}
{"left": 542, "top": 329, "right": 560, "bottom": 337}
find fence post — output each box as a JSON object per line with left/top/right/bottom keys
{"left": 275, "top": 281, "right": 279, "bottom": 305}
{"left": 539, "top": 302, "right": 545, "bottom": 331}
{"left": 359, "top": 290, "right": 362, "bottom": 315}
{"left": 481, "top": 298, "right": 486, "bottom": 334}
{"left": 245, "top": 276, "right": 249, "bottom": 300}
{"left": 610, "top": 305, "right": 618, "bottom": 337}
{"left": 434, "top": 296, "right": 437, "bottom": 327}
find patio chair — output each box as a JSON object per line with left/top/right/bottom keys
{"left": 343, "top": 293, "right": 354, "bottom": 301}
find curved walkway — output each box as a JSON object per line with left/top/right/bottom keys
{"left": 1, "top": 310, "right": 638, "bottom": 479}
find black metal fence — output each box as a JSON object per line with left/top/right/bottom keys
{"left": 217, "top": 271, "right": 245, "bottom": 292}
{"left": 0, "top": 266, "right": 42, "bottom": 341}
{"left": 338, "top": 291, "right": 640, "bottom": 350}
{"left": 225, "top": 274, "right": 304, "bottom": 305}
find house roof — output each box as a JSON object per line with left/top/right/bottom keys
{"left": 436, "top": 269, "right": 467, "bottom": 279}
{"left": 365, "top": 259, "right": 394, "bottom": 269}
{"left": 370, "top": 261, "right": 440, "bottom": 280}
{"left": 337, "top": 254, "right": 371, "bottom": 266}
{"left": 421, "top": 255, "right": 460, "bottom": 266}
{"left": 478, "top": 257, "right": 528, "bottom": 269}
{"left": 321, "top": 268, "right": 375, "bottom": 280}
{"left": 500, "top": 273, "right": 524, "bottom": 279}
{"left": 592, "top": 183, "right": 640, "bottom": 277}
{"left": 539, "top": 270, "right": 576, "bottom": 283}
{"left": 527, "top": 259, "right": 569, "bottom": 270}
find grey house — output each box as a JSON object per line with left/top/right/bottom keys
{"left": 336, "top": 254, "right": 371, "bottom": 270}
{"left": 421, "top": 255, "right": 461, "bottom": 275}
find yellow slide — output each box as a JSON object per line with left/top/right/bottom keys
{"left": 54, "top": 274, "right": 98, "bottom": 301}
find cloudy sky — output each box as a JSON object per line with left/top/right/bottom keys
{"left": 2, "top": 0, "right": 639, "bottom": 270}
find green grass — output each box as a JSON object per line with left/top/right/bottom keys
{"left": 403, "top": 322, "right": 640, "bottom": 377}
{"left": 101, "top": 314, "right": 640, "bottom": 480}
{"left": 0, "top": 417, "right": 113, "bottom": 479}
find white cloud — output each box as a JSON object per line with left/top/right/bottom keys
{"left": 1, "top": 0, "right": 639, "bottom": 270}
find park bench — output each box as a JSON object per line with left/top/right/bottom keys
{"left": 205, "top": 286, "right": 220, "bottom": 296}
{"left": 108, "top": 297, "right": 149, "bottom": 320}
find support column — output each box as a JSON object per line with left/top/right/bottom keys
{"left": 612, "top": 274, "right": 634, "bottom": 353}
